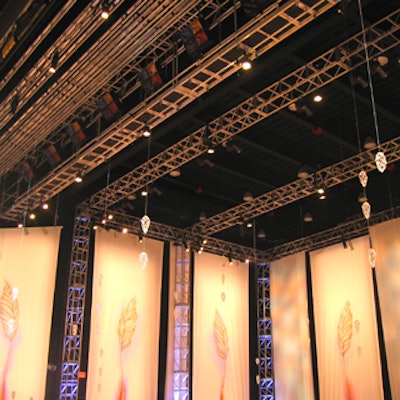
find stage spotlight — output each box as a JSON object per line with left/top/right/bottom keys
{"left": 49, "top": 50, "right": 59, "bottom": 73}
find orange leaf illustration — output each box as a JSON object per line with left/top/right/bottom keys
{"left": 213, "top": 309, "right": 229, "bottom": 361}
{"left": 337, "top": 301, "right": 353, "bottom": 356}
{"left": 0, "top": 281, "right": 19, "bottom": 341}
{"left": 117, "top": 297, "right": 137, "bottom": 351}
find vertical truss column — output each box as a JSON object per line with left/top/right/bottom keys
{"left": 257, "top": 263, "right": 274, "bottom": 400}
{"left": 173, "top": 246, "right": 191, "bottom": 399}
{"left": 59, "top": 215, "right": 91, "bottom": 399}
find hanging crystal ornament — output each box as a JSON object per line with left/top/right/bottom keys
{"left": 375, "top": 151, "right": 387, "bottom": 173}
{"left": 368, "top": 248, "right": 377, "bottom": 268}
{"left": 358, "top": 170, "right": 368, "bottom": 187}
{"left": 361, "top": 201, "right": 371, "bottom": 220}
{"left": 140, "top": 214, "right": 151, "bottom": 235}
{"left": 139, "top": 251, "right": 149, "bottom": 269}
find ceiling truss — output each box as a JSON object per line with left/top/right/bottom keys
{"left": 1, "top": 0, "right": 340, "bottom": 221}
{"left": 83, "top": 8, "right": 400, "bottom": 219}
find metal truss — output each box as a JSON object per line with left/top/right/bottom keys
{"left": 264, "top": 204, "right": 400, "bottom": 261}
{"left": 173, "top": 246, "right": 191, "bottom": 400}
{"left": 1, "top": 0, "right": 340, "bottom": 221}
{"left": 87, "top": 208, "right": 265, "bottom": 263}
{"left": 257, "top": 264, "right": 274, "bottom": 400}
{"left": 86, "top": 8, "right": 400, "bottom": 215}
{"left": 0, "top": 0, "right": 127, "bottom": 172}
{"left": 0, "top": 0, "right": 233, "bottom": 215}
{"left": 59, "top": 214, "right": 91, "bottom": 399}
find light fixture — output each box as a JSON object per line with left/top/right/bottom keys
{"left": 17, "top": 223, "right": 23, "bottom": 229}
{"left": 199, "top": 211, "right": 206, "bottom": 221}
{"left": 100, "top": 1, "right": 110, "bottom": 19}
{"left": 41, "top": 202, "right": 49, "bottom": 210}
{"left": 202, "top": 238, "right": 208, "bottom": 244}
{"left": 169, "top": 169, "right": 181, "bottom": 177}
{"left": 107, "top": 213, "right": 113, "bottom": 220}
{"left": 243, "top": 190, "right": 254, "bottom": 202}
{"left": 297, "top": 165, "right": 309, "bottom": 179}
{"left": 101, "top": 218, "right": 106, "bottom": 224}
{"left": 303, "top": 211, "right": 313, "bottom": 223}
{"left": 319, "top": 192, "right": 326, "bottom": 200}
{"left": 143, "top": 125, "right": 151, "bottom": 137}
{"left": 122, "top": 227, "right": 128, "bottom": 234}
{"left": 316, "top": 187, "right": 325, "bottom": 195}
{"left": 75, "top": 174, "right": 83, "bottom": 183}
{"left": 139, "top": 235, "right": 143, "bottom": 243}
{"left": 29, "top": 213, "right": 36, "bottom": 220}
{"left": 228, "top": 257, "right": 233, "bottom": 265}
{"left": 241, "top": 55, "right": 252, "bottom": 70}
{"left": 363, "top": 136, "right": 376, "bottom": 150}
{"left": 203, "top": 134, "right": 215, "bottom": 154}
{"left": 49, "top": 50, "right": 59, "bottom": 74}
{"left": 376, "top": 55, "right": 389, "bottom": 66}
{"left": 93, "top": 225, "right": 99, "bottom": 230}
{"left": 257, "top": 229, "right": 266, "bottom": 239}
{"left": 313, "top": 94, "right": 323, "bottom": 103}
{"left": 141, "top": 189, "right": 148, "bottom": 196}
{"left": 246, "top": 221, "right": 253, "bottom": 228}
{"left": 245, "top": 258, "right": 250, "bottom": 264}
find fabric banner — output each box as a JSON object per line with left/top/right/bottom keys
{"left": 87, "top": 228, "right": 164, "bottom": 400}
{"left": 310, "top": 236, "right": 383, "bottom": 400}
{"left": 270, "top": 252, "right": 314, "bottom": 400}
{"left": 193, "top": 252, "right": 249, "bottom": 400}
{"left": 370, "top": 218, "right": 400, "bottom": 400}
{"left": 0, "top": 226, "right": 61, "bottom": 400}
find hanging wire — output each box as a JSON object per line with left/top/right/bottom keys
{"left": 357, "top": 0, "right": 382, "bottom": 148}
{"left": 144, "top": 134, "right": 151, "bottom": 217}
{"left": 104, "top": 161, "right": 111, "bottom": 219}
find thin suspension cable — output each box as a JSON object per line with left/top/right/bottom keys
{"left": 357, "top": 0, "right": 381, "bottom": 148}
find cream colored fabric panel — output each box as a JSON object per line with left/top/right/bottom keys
{"left": 270, "top": 252, "right": 314, "bottom": 400}
{"left": 370, "top": 218, "right": 400, "bottom": 400}
{"left": 0, "top": 226, "right": 61, "bottom": 399}
{"left": 193, "top": 252, "right": 249, "bottom": 400}
{"left": 310, "top": 236, "right": 383, "bottom": 400}
{"left": 87, "top": 228, "right": 163, "bottom": 400}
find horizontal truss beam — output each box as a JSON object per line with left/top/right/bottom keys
{"left": 264, "top": 205, "right": 400, "bottom": 260}
{"left": 86, "top": 8, "right": 400, "bottom": 217}
{"left": 192, "top": 136, "right": 400, "bottom": 235}
{"left": 1, "top": 0, "right": 340, "bottom": 221}
{"left": 87, "top": 208, "right": 265, "bottom": 263}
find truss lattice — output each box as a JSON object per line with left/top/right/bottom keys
{"left": 84, "top": 9, "right": 400, "bottom": 217}
{"left": 59, "top": 214, "right": 91, "bottom": 399}
{"left": 1, "top": 0, "right": 340, "bottom": 221}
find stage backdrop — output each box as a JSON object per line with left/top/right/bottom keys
{"left": 0, "top": 226, "right": 61, "bottom": 400}
{"left": 370, "top": 218, "right": 400, "bottom": 400}
{"left": 310, "top": 236, "right": 383, "bottom": 400}
{"left": 270, "top": 252, "right": 314, "bottom": 400}
{"left": 87, "top": 228, "right": 163, "bottom": 400}
{"left": 193, "top": 252, "right": 249, "bottom": 400}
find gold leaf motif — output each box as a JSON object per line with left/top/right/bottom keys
{"left": 118, "top": 297, "right": 137, "bottom": 351}
{"left": 213, "top": 309, "right": 229, "bottom": 361}
{"left": 0, "top": 280, "right": 19, "bottom": 341}
{"left": 337, "top": 301, "right": 353, "bottom": 356}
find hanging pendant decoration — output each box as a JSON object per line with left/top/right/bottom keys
{"left": 140, "top": 214, "right": 151, "bottom": 235}
{"left": 375, "top": 151, "right": 387, "bottom": 173}
{"left": 139, "top": 251, "right": 149, "bottom": 269}
{"left": 368, "top": 248, "right": 377, "bottom": 268}
{"left": 358, "top": 170, "right": 368, "bottom": 188}
{"left": 361, "top": 201, "right": 371, "bottom": 220}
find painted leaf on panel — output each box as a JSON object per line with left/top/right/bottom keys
{"left": 118, "top": 297, "right": 137, "bottom": 351}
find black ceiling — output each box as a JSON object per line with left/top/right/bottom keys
{"left": 0, "top": 0, "right": 399, "bottom": 254}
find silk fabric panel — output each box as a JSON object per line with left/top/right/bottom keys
{"left": 87, "top": 228, "right": 163, "bottom": 400}
{"left": 193, "top": 252, "right": 249, "bottom": 400}
{"left": 370, "top": 218, "right": 400, "bottom": 400}
{"left": 310, "top": 236, "right": 383, "bottom": 400}
{"left": 0, "top": 226, "right": 61, "bottom": 399}
{"left": 270, "top": 252, "right": 314, "bottom": 400}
